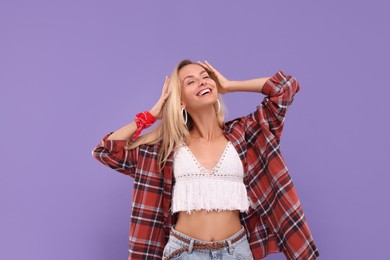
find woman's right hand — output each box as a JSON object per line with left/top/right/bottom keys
{"left": 197, "top": 61, "right": 231, "bottom": 94}
{"left": 149, "top": 76, "right": 171, "bottom": 119}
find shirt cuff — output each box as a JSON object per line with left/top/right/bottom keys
{"left": 261, "top": 70, "right": 288, "bottom": 96}
{"left": 99, "top": 132, "right": 128, "bottom": 153}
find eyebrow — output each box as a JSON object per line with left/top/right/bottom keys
{"left": 183, "top": 70, "right": 208, "bottom": 81}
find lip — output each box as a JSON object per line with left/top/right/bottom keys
{"left": 196, "top": 88, "right": 212, "bottom": 96}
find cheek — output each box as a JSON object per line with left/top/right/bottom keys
{"left": 181, "top": 89, "right": 192, "bottom": 104}
{"left": 209, "top": 79, "right": 217, "bottom": 87}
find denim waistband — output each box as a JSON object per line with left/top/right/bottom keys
{"left": 169, "top": 225, "right": 247, "bottom": 254}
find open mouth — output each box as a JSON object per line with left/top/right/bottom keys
{"left": 197, "top": 88, "right": 211, "bottom": 96}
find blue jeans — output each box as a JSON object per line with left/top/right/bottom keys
{"left": 162, "top": 225, "right": 254, "bottom": 259}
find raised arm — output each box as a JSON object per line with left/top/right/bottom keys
{"left": 252, "top": 70, "right": 300, "bottom": 141}
{"left": 198, "top": 61, "right": 299, "bottom": 141}
{"left": 106, "top": 76, "right": 171, "bottom": 141}
{"left": 91, "top": 76, "right": 171, "bottom": 177}
{"left": 91, "top": 132, "right": 138, "bottom": 177}
{"left": 197, "top": 61, "right": 271, "bottom": 93}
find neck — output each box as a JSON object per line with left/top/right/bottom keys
{"left": 187, "top": 106, "right": 223, "bottom": 142}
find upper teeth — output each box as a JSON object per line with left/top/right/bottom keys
{"left": 198, "top": 89, "right": 211, "bottom": 96}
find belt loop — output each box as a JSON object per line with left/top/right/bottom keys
{"left": 188, "top": 239, "right": 194, "bottom": 254}
{"left": 227, "top": 239, "right": 233, "bottom": 255}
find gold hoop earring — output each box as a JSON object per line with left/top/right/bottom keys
{"left": 181, "top": 107, "right": 188, "bottom": 124}
{"left": 216, "top": 100, "right": 221, "bottom": 114}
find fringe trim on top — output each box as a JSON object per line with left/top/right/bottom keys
{"left": 171, "top": 179, "right": 251, "bottom": 215}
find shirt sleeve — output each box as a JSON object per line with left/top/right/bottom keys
{"left": 91, "top": 132, "right": 139, "bottom": 178}
{"left": 245, "top": 70, "right": 300, "bottom": 142}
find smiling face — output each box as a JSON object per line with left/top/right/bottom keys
{"left": 178, "top": 63, "right": 218, "bottom": 111}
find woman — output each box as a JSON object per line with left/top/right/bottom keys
{"left": 92, "top": 60, "right": 319, "bottom": 259}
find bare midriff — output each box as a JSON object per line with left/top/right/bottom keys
{"left": 174, "top": 209, "right": 242, "bottom": 242}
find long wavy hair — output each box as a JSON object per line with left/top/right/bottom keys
{"left": 124, "top": 59, "right": 226, "bottom": 171}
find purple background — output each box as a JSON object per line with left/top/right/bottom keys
{"left": 1, "top": 1, "right": 389, "bottom": 259}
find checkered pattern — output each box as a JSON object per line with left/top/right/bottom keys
{"left": 92, "top": 70, "right": 319, "bottom": 259}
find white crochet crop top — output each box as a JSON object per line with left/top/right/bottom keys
{"left": 171, "top": 141, "right": 251, "bottom": 214}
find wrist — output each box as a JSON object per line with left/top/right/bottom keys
{"left": 149, "top": 103, "right": 161, "bottom": 119}
{"left": 149, "top": 109, "right": 158, "bottom": 119}
{"left": 226, "top": 80, "right": 240, "bottom": 92}
{"left": 132, "top": 111, "right": 156, "bottom": 140}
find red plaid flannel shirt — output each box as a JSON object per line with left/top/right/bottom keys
{"left": 92, "top": 70, "right": 319, "bottom": 259}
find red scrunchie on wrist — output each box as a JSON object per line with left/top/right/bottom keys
{"left": 132, "top": 111, "right": 156, "bottom": 141}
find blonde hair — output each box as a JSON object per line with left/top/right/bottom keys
{"left": 124, "top": 59, "right": 226, "bottom": 171}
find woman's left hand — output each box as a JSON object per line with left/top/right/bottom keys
{"left": 197, "top": 60, "right": 231, "bottom": 94}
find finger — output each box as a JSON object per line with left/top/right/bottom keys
{"left": 162, "top": 90, "right": 170, "bottom": 100}
{"left": 165, "top": 77, "right": 171, "bottom": 95}
{"left": 162, "top": 77, "right": 171, "bottom": 99}
{"left": 161, "top": 76, "right": 170, "bottom": 95}
{"left": 162, "top": 85, "right": 171, "bottom": 99}
{"left": 204, "top": 60, "right": 216, "bottom": 73}
{"left": 164, "top": 75, "right": 170, "bottom": 86}
{"left": 196, "top": 61, "right": 212, "bottom": 73}
{"left": 196, "top": 60, "right": 206, "bottom": 67}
